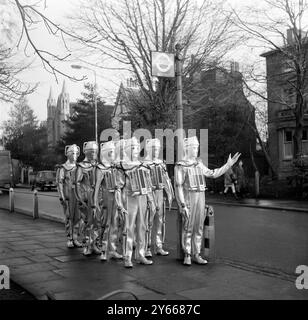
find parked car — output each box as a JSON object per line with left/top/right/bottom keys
{"left": 31, "top": 171, "right": 57, "bottom": 191}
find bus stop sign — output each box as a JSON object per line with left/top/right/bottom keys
{"left": 151, "top": 51, "right": 175, "bottom": 78}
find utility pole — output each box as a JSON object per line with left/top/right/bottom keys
{"left": 175, "top": 43, "right": 184, "bottom": 157}
{"left": 175, "top": 43, "right": 184, "bottom": 260}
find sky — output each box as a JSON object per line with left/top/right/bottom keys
{"left": 0, "top": 0, "right": 124, "bottom": 127}
{"left": 0, "top": 0, "right": 282, "bottom": 129}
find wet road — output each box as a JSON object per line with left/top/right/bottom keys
{"left": 0, "top": 188, "right": 307, "bottom": 276}
{"left": 213, "top": 205, "right": 308, "bottom": 275}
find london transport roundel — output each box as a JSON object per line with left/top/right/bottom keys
{"left": 151, "top": 51, "right": 175, "bottom": 78}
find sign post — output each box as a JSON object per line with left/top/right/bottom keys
{"left": 151, "top": 47, "right": 183, "bottom": 260}
{"left": 175, "top": 44, "right": 184, "bottom": 260}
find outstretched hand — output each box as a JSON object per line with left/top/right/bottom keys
{"left": 227, "top": 152, "right": 241, "bottom": 167}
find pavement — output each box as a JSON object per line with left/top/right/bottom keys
{"left": 0, "top": 280, "right": 35, "bottom": 300}
{"left": 205, "top": 193, "right": 308, "bottom": 212}
{"left": 1, "top": 208, "right": 308, "bottom": 300}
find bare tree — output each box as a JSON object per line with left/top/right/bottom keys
{"left": 240, "top": 71, "right": 278, "bottom": 177}
{"left": 12, "top": 0, "right": 89, "bottom": 81}
{"left": 0, "top": 0, "right": 87, "bottom": 103}
{"left": 231, "top": 0, "right": 308, "bottom": 183}
{"left": 69, "top": 0, "right": 243, "bottom": 129}
{"left": 0, "top": 46, "right": 36, "bottom": 102}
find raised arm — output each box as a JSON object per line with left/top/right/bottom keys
{"left": 201, "top": 152, "right": 241, "bottom": 179}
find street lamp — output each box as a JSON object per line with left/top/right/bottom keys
{"left": 71, "top": 64, "right": 98, "bottom": 144}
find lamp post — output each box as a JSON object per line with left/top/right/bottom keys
{"left": 71, "top": 64, "right": 98, "bottom": 144}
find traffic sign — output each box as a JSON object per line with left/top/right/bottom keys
{"left": 151, "top": 51, "right": 175, "bottom": 77}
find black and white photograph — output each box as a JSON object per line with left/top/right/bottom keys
{"left": 0, "top": 0, "right": 308, "bottom": 306}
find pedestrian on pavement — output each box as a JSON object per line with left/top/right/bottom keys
{"left": 56, "top": 144, "right": 83, "bottom": 249}
{"left": 234, "top": 160, "right": 247, "bottom": 198}
{"left": 223, "top": 167, "right": 238, "bottom": 199}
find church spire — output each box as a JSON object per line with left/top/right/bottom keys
{"left": 48, "top": 86, "right": 54, "bottom": 100}
{"left": 61, "top": 80, "right": 67, "bottom": 94}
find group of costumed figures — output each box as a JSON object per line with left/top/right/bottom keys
{"left": 56, "top": 136, "right": 240, "bottom": 268}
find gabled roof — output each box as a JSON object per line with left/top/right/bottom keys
{"left": 112, "top": 82, "right": 140, "bottom": 117}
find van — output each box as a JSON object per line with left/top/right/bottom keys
{"left": 0, "top": 150, "right": 13, "bottom": 189}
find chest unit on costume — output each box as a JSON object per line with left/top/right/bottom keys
{"left": 63, "top": 166, "right": 76, "bottom": 186}
{"left": 185, "top": 165, "right": 206, "bottom": 192}
{"left": 127, "top": 167, "right": 152, "bottom": 195}
{"left": 105, "top": 168, "right": 119, "bottom": 192}
{"left": 149, "top": 164, "right": 164, "bottom": 190}
{"left": 78, "top": 162, "right": 96, "bottom": 189}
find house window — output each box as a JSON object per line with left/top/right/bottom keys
{"left": 283, "top": 129, "right": 308, "bottom": 158}
{"left": 283, "top": 129, "right": 293, "bottom": 159}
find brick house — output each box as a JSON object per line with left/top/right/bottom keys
{"left": 261, "top": 29, "right": 308, "bottom": 179}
